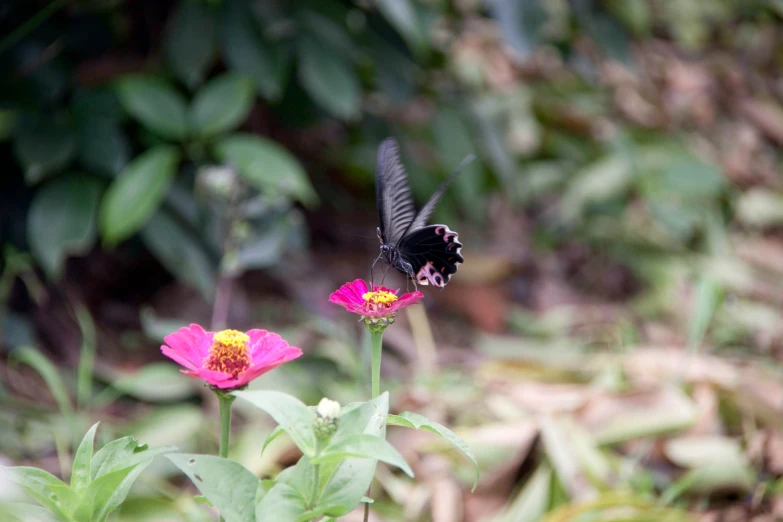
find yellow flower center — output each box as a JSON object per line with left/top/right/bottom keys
{"left": 204, "top": 329, "right": 250, "bottom": 377}
{"left": 362, "top": 291, "right": 398, "bottom": 307}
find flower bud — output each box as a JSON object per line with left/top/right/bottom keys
{"left": 314, "top": 398, "right": 341, "bottom": 440}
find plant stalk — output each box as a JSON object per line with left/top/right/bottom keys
{"left": 370, "top": 330, "right": 383, "bottom": 398}
{"left": 217, "top": 393, "right": 235, "bottom": 522}
{"left": 218, "top": 393, "right": 235, "bottom": 459}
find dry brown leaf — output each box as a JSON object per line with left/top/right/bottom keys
{"left": 738, "top": 99, "right": 783, "bottom": 146}
{"left": 508, "top": 382, "right": 591, "bottom": 414}
{"left": 623, "top": 347, "right": 739, "bottom": 388}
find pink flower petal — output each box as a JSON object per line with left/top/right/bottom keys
{"left": 192, "top": 367, "right": 236, "bottom": 387}
{"left": 388, "top": 291, "right": 424, "bottom": 314}
{"left": 161, "top": 345, "right": 199, "bottom": 371}
{"left": 162, "top": 324, "right": 211, "bottom": 367}
{"left": 238, "top": 347, "right": 302, "bottom": 384}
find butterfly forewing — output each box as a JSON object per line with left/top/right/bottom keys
{"left": 400, "top": 166, "right": 463, "bottom": 240}
{"left": 376, "top": 138, "right": 417, "bottom": 245}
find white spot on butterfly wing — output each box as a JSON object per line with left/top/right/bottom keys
{"left": 416, "top": 261, "right": 447, "bottom": 288}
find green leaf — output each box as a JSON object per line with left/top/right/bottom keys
{"left": 376, "top": 0, "right": 427, "bottom": 55}
{"left": 116, "top": 75, "right": 189, "bottom": 139}
{"left": 13, "top": 115, "right": 76, "bottom": 184}
{"left": 27, "top": 175, "right": 102, "bottom": 279}
{"left": 315, "top": 434, "right": 413, "bottom": 477}
{"left": 73, "top": 460, "right": 155, "bottom": 522}
{"left": 221, "top": 0, "right": 288, "bottom": 101}
{"left": 108, "top": 363, "right": 196, "bottom": 402}
{"left": 274, "top": 456, "right": 317, "bottom": 508}
{"left": 432, "top": 107, "right": 483, "bottom": 222}
{"left": 561, "top": 154, "right": 632, "bottom": 223}
{"left": 262, "top": 425, "right": 286, "bottom": 455}
{"left": 11, "top": 346, "right": 74, "bottom": 418}
{"left": 77, "top": 120, "right": 129, "bottom": 177}
{"left": 661, "top": 157, "right": 725, "bottom": 199}
{"left": 91, "top": 436, "right": 173, "bottom": 480}
{"left": 213, "top": 134, "right": 317, "bottom": 206}
{"left": 262, "top": 402, "right": 364, "bottom": 455}
{"left": 71, "top": 422, "right": 99, "bottom": 492}
{"left": 167, "top": 454, "right": 258, "bottom": 522}
{"left": 0, "top": 502, "right": 61, "bottom": 522}
{"left": 191, "top": 73, "right": 254, "bottom": 137}
{"left": 233, "top": 390, "right": 316, "bottom": 456}
{"left": 297, "top": 35, "right": 360, "bottom": 120}
{"left": 140, "top": 209, "right": 216, "bottom": 299}
{"left": 100, "top": 145, "right": 181, "bottom": 244}
{"left": 255, "top": 482, "right": 307, "bottom": 522}
{"left": 317, "top": 393, "right": 389, "bottom": 516}
{"left": 4, "top": 467, "right": 71, "bottom": 520}
{"left": 90, "top": 442, "right": 172, "bottom": 521}
{"left": 164, "top": 0, "right": 216, "bottom": 89}
{"left": 387, "top": 411, "right": 479, "bottom": 491}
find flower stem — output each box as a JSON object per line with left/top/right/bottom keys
{"left": 370, "top": 330, "right": 384, "bottom": 398}
{"left": 218, "top": 393, "right": 235, "bottom": 459}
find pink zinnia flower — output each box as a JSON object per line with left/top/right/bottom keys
{"left": 329, "top": 279, "right": 423, "bottom": 320}
{"left": 161, "top": 324, "right": 302, "bottom": 389}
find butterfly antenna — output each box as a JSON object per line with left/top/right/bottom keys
{"left": 369, "top": 251, "right": 383, "bottom": 287}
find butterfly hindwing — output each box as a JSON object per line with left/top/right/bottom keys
{"left": 397, "top": 225, "right": 463, "bottom": 288}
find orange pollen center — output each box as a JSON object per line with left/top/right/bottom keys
{"left": 204, "top": 329, "right": 250, "bottom": 377}
{"left": 362, "top": 291, "right": 398, "bottom": 310}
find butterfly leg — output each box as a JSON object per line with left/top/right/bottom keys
{"left": 380, "top": 261, "right": 392, "bottom": 285}
{"left": 398, "top": 260, "right": 416, "bottom": 292}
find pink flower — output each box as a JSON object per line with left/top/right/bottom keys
{"left": 161, "top": 325, "right": 302, "bottom": 389}
{"left": 329, "top": 279, "right": 423, "bottom": 319}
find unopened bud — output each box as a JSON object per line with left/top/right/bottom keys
{"left": 314, "top": 398, "right": 340, "bottom": 440}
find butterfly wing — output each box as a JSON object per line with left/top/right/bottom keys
{"left": 397, "top": 153, "right": 475, "bottom": 243}
{"left": 397, "top": 225, "right": 463, "bottom": 288}
{"left": 376, "top": 138, "right": 417, "bottom": 244}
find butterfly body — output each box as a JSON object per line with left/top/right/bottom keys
{"left": 374, "top": 138, "right": 468, "bottom": 289}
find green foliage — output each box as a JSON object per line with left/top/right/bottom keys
{"left": 233, "top": 390, "right": 317, "bottom": 456}
{"left": 176, "top": 393, "right": 402, "bottom": 521}
{"left": 167, "top": 454, "right": 258, "bottom": 522}
{"left": 387, "top": 411, "right": 480, "bottom": 491}
{"left": 164, "top": 1, "right": 216, "bottom": 90}
{"left": 140, "top": 210, "right": 216, "bottom": 300}
{"left": 3, "top": 424, "right": 172, "bottom": 522}
{"left": 296, "top": 35, "right": 360, "bottom": 120}
{"left": 311, "top": 433, "right": 413, "bottom": 477}
{"left": 27, "top": 176, "right": 101, "bottom": 278}
{"left": 213, "top": 135, "right": 317, "bottom": 206}
{"left": 191, "top": 73, "right": 254, "bottom": 137}
{"left": 220, "top": 0, "right": 288, "bottom": 101}
{"left": 116, "top": 76, "right": 190, "bottom": 140}
{"left": 99, "top": 146, "right": 181, "bottom": 245}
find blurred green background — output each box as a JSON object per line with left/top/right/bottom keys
{"left": 3, "top": 0, "right": 783, "bottom": 520}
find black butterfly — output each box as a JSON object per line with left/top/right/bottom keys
{"left": 373, "top": 138, "right": 471, "bottom": 289}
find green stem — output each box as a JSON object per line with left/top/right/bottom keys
{"left": 309, "top": 462, "right": 320, "bottom": 508}
{"left": 370, "top": 330, "right": 384, "bottom": 398}
{"left": 218, "top": 394, "right": 235, "bottom": 459}
{"left": 217, "top": 393, "right": 235, "bottom": 522}
{"left": 308, "top": 438, "right": 323, "bottom": 509}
